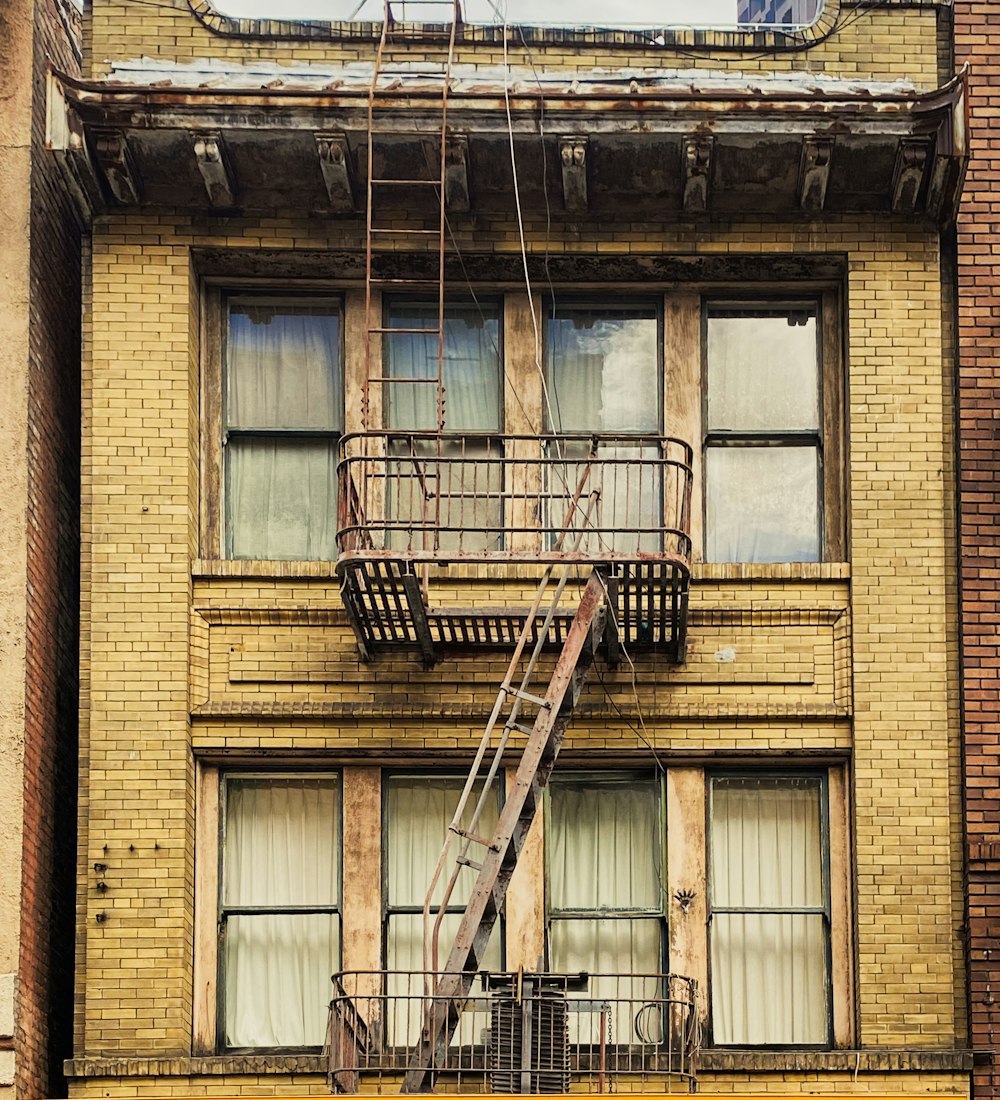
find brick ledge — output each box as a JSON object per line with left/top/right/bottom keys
{"left": 66, "top": 1049, "right": 972, "bottom": 1079}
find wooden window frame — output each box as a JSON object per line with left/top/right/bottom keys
{"left": 200, "top": 285, "right": 348, "bottom": 561}
{"left": 698, "top": 291, "right": 845, "bottom": 564}
{"left": 192, "top": 766, "right": 344, "bottom": 1055}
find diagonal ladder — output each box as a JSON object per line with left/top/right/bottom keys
{"left": 401, "top": 484, "right": 611, "bottom": 1090}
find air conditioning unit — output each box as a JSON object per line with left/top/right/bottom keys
{"left": 488, "top": 974, "right": 582, "bottom": 1094}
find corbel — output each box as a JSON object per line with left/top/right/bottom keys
{"left": 91, "top": 128, "right": 141, "bottom": 206}
{"left": 444, "top": 134, "right": 471, "bottom": 213}
{"left": 891, "top": 137, "right": 930, "bottom": 215}
{"left": 193, "top": 131, "right": 237, "bottom": 210}
{"left": 683, "top": 134, "right": 714, "bottom": 216}
{"left": 316, "top": 132, "right": 356, "bottom": 213}
{"left": 560, "top": 136, "right": 588, "bottom": 214}
{"left": 798, "top": 135, "right": 834, "bottom": 214}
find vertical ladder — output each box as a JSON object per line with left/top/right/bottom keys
{"left": 362, "top": 0, "right": 461, "bottom": 434}
{"left": 401, "top": 568, "right": 609, "bottom": 1093}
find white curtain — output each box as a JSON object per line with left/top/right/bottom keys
{"left": 222, "top": 777, "right": 340, "bottom": 1048}
{"left": 226, "top": 302, "right": 342, "bottom": 559}
{"left": 705, "top": 445, "right": 820, "bottom": 563}
{"left": 385, "top": 304, "right": 501, "bottom": 550}
{"left": 709, "top": 777, "right": 827, "bottom": 1045}
{"left": 545, "top": 309, "right": 661, "bottom": 552}
{"left": 548, "top": 777, "right": 663, "bottom": 1043}
{"left": 385, "top": 778, "right": 501, "bottom": 1045}
{"left": 704, "top": 310, "right": 821, "bottom": 564}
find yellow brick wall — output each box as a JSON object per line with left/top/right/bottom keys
{"left": 73, "top": 208, "right": 963, "bottom": 1092}
{"left": 82, "top": 0, "right": 942, "bottom": 88}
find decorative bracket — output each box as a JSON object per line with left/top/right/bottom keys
{"left": 444, "top": 134, "right": 471, "bottom": 213}
{"left": 315, "top": 132, "right": 355, "bottom": 212}
{"left": 92, "top": 128, "right": 140, "bottom": 206}
{"left": 193, "top": 131, "right": 237, "bottom": 210}
{"left": 560, "top": 136, "right": 588, "bottom": 213}
{"left": 683, "top": 134, "right": 714, "bottom": 216}
{"left": 799, "top": 136, "right": 834, "bottom": 214}
{"left": 891, "top": 138, "right": 931, "bottom": 215}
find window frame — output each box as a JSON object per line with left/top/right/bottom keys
{"left": 700, "top": 291, "right": 845, "bottom": 563}
{"left": 705, "top": 769, "right": 834, "bottom": 1049}
{"left": 195, "top": 767, "right": 344, "bottom": 1054}
{"left": 544, "top": 769, "right": 668, "bottom": 976}
{"left": 201, "top": 287, "right": 346, "bottom": 561}
{"left": 381, "top": 771, "right": 506, "bottom": 975}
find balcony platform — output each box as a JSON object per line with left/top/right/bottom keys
{"left": 335, "top": 432, "right": 693, "bottom": 666}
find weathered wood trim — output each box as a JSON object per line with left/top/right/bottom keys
{"left": 341, "top": 768, "right": 382, "bottom": 996}
{"left": 828, "top": 764, "right": 854, "bottom": 1047}
{"left": 192, "top": 763, "right": 219, "bottom": 1055}
{"left": 822, "top": 288, "right": 846, "bottom": 561}
{"left": 664, "top": 293, "right": 702, "bottom": 559}
{"left": 504, "top": 291, "right": 543, "bottom": 552}
{"left": 504, "top": 766, "right": 545, "bottom": 971}
{"left": 200, "top": 285, "right": 223, "bottom": 559}
{"left": 667, "top": 768, "right": 708, "bottom": 1026}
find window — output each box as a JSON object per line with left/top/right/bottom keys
{"left": 708, "top": 774, "right": 830, "bottom": 1046}
{"left": 223, "top": 296, "right": 343, "bottom": 560}
{"left": 547, "top": 773, "right": 665, "bottom": 1039}
{"left": 384, "top": 300, "right": 502, "bottom": 552}
{"left": 218, "top": 774, "right": 341, "bottom": 1049}
{"left": 704, "top": 301, "right": 839, "bottom": 563}
{"left": 544, "top": 303, "right": 662, "bottom": 552}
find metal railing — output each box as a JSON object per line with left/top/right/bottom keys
{"left": 336, "top": 432, "right": 693, "bottom": 566}
{"left": 325, "top": 969, "right": 700, "bottom": 1094}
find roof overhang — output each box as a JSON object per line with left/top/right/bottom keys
{"left": 47, "top": 66, "right": 968, "bottom": 226}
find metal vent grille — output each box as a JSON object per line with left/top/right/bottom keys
{"left": 490, "top": 977, "right": 570, "bottom": 1094}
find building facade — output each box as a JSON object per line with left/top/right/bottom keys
{"left": 0, "top": 0, "right": 82, "bottom": 1097}
{"left": 51, "top": 0, "right": 972, "bottom": 1097}
{"left": 955, "top": 4, "right": 1000, "bottom": 1100}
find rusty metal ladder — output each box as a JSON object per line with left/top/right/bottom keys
{"left": 361, "top": 0, "right": 461, "bottom": 436}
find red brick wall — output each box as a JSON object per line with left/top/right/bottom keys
{"left": 955, "top": 4, "right": 1000, "bottom": 1097}
{"left": 16, "top": 0, "right": 81, "bottom": 1095}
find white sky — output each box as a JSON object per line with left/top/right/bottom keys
{"left": 211, "top": 0, "right": 740, "bottom": 27}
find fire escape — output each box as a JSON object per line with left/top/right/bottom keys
{"left": 329, "top": 1, "right": 697, "bottom": 1091}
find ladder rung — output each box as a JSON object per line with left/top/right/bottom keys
{"left": 505, "top": 721, "right": 536, "bottom": 736}
{"left": 456, "top": 855, "right": 482, "bottom": 871}
{"left": 370, "top": 227, "right": 440, "bottom": 236}
{"left": 503, "top": 685, "right": 552, "bottom": 710}
{"left": 368, "top": 325, "right": 440, "bottom": 335}
{"left": 450, "top": 826, "right": 495, "bottom": 848}
{"left": 371, "top": 177, "right": 440, "bottom": 186}
{"left": 366, "top": 374, "right": 441, "bottom": 383}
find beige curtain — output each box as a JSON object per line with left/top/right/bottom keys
{"left": 226, "top": 302, "right": 342, "bottom": 560}
{"left": 222, "top": 776, "right": 340, "bottom": 1048}
{"left": 710, "top": 776, "right": 827, "bottom": 1045}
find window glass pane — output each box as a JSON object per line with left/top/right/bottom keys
{"left": 550, "top": 920, "right": 663, "bottom": 1044}
{"left": 709, "top": 776, "right": 828, "bottom": 1046}
{"left": 227, "top": 302, "right": 342, "bottom": 431}
{"left": 387, "top": 776, "right": 500, "bottom": 909}
{"left": 710, "top": 776, "right": 823, "bottom": 909}
{"left": 706, "top": 308, "right": 819, "bottom": 432}
{"left": 223, "top": 777, "right": 340, "bottom": 907}
{"left": 710, "top": 912, "right": 827, "bottom": 1045}
{"left": 385, "top": 302, "right": 501, "bottom": 431}
{"left": 546, "top": 306, "right": 659, "bottom": 433}
{"left": 385, "top": 913, "right": 500, "bottom": 1045}
{"left": 544, "top": 441, "right": 662, "bottom": 555}
{"left": 224, "top": 912, "right": 339, "bottom": 1047}
{"left": 549, "top": 777, "right": 660, "bottom": 911}
{"left": 227, "top": 437, "right": 338, "bottom": 560}
{"left": 705, "top": 445, "right": 819, "bottom": 563}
